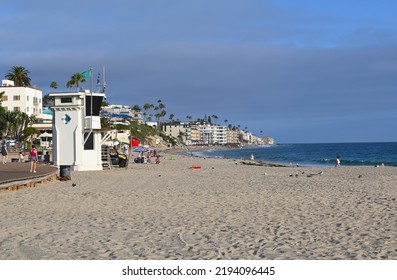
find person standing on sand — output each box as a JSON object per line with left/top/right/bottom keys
{"left": 29, "top": 145, "right": 38, "bottom": 173}
{"left": 335, "top": 156, "right": 341, "bottom": 167}
{"left": 19, "top": 151, "right": 25, "bottom": 163}
{"left": 1, "top": 143, "right": 8, "bottom": 164}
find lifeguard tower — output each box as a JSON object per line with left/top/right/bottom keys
{"left": 50, "top": 91, "right": 105, "bottom": 171}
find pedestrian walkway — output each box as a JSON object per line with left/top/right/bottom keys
{"left": 0, "top": 162, "right": 58, "bottom": 191}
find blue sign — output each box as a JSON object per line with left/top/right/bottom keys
{"left": 62, "top": 114, "right": 71, "bottom": 124}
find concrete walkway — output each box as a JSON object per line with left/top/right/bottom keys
{"left": 0, "top": 162, "right": 58, "bottom": 191}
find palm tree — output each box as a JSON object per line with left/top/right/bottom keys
{"left": 143, "top": 103, "right": 152, "bottom": 122}
{"left": 169, "top": 114, "right": 175, "bottom": 123}
{"left": 50, "top": 81, "right": 58, "bottom": 90}
{"left": 66, "top": 73, "right": 86, "bottom": 90}
{"left": 5, "top": 66, "right": 31, "bottom": 86}
{"left": 132, "top": 105, "right": 141, "bottom": 112}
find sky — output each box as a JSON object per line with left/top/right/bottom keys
{"left": 1, "top": 0, "right": 397, "bottom": 143}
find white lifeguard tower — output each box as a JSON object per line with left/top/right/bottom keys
{"left": 50, "top": 91, "right": 105, "bottom": 171}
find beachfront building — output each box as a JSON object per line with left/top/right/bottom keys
{"left": 189, "top": 127, "right": 203, "bottom": 145}
{"left": 162, "top": 122, "right": 191, "bottom": 145}
{"left": 226, "top": 128, "right": 241, "bottom": 146}
{"left": 0, "top": 79, "right": 42, "bottom": 115}
{"left": 194, "top": 124, "right": 227, "bottom": 145}
{"left": 262, "top": 137, "right": 275, "bottom": 145}
{"left": 101, "top": 104, "right": 143, "bottom": 124}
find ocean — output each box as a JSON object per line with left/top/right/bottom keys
{"left": 192, "top": 142, "right": 397, "bottom": 167}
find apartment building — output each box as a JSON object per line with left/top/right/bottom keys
{"left": 101, "top": 104, "right": 143, "bottom": 124}
{"left": 1, "top": 79, "right": 42, "bottom": 115}
{"left": 226, "top": 129, "right": 241, "bottom": 145}
{"left": 162, "top": 122, "right": 190, "bottom": 144}
{"left": 194, "top": 124, "right": 227, "bottom": 145}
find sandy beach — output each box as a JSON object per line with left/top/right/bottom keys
{"left": 0, "top": 151, "right": 396, "bottom": 260}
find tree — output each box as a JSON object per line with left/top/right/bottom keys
{"left": 143, "top": 103, "right": 153, "bottom": 122}
{"left": 0, "top": 91, "right": 5, "bottom": 113}
{"left": 5, "top": 66, "right": 31, "bottom": 86}
{"left": 43, "top": 94, "right": 55, "bottom": 107}
{"left": 169, "top": 114, "right": 175, "bottom": 123}
{"left": 50, "top": 81, "right": 58, "bottom": 89}
{"left": 21, "top": 126, "right": 38, "bottom": 145}
{"left": 66, "top": 73, "right": 86, "bottom": 90}
{"left": 132, "top": 105, "right": 141, "bottom": 112}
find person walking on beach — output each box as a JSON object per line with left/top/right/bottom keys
{"left": 1, "top": 143, "right": 8, "bottom": 164}
{"left": 29, "top": 144, "right": 38, "bottom": 173}
{"left": 19, "top": 151, "right": 25, "bottom": 163}
{"left": 335, "top": 156, "right": 341, "bottom": 167}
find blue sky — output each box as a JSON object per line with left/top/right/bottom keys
{"left": 1, "top": 0, "right": 397, "bottom": 143}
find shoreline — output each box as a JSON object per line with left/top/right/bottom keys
{"left": 166, "top": 144, "right": 397, "bottom": 168}
{"left": 1, "top": 153, "right": 397, "bottom": 260}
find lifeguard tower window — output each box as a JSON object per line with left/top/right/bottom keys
{"left": 61, "top": 97, "right": 73, "bottom": 103}
{"left": 84, "top": 132, "right": 94, "bottom": 150}
{"left": 85, "top": 96, "right": 103, "bottom": 116}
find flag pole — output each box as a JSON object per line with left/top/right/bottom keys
{"left": 90, "top": 66, "right": 93, "bottom": 134}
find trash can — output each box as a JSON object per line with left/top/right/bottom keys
{"left": 60, "top": 165, "right": 71, "bottom": 178}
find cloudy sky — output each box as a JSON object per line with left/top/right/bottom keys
{"left": 1, "top": 0, "right": 397, "bottom": 143}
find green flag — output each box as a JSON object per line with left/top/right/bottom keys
{"left": 82, "top": 69, "right": 90, "bottom": 78}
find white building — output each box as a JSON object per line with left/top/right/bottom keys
{"left": 50, "top": 91, "right": 105, "bottom": 171}
{"left": 101, "top": 104, "right": 143, "bottom": 124}
{"left": 0, "top": 79, "right": 42, "bottom": 115}
{"left": 195, "top": 124, "right": 227, "bottom": 145}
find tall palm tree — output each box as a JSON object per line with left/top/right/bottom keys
{"left": 143, "top": 103, "right": 153, "bottom": 122}
{"left": 169, "top": 114, "right": 175, "bottom": 123}
{"left": 66, "top": 73, "right": 86, "bottom": 90}
{"left": 50, "top": 81, "right": 58, "bottom": 89}
{"left": 132, "top": 105, "right": 141, "bottom": 112}
{"left": 5, "top": 66, "right": 32, "bottom": 86}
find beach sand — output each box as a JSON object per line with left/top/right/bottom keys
{"left": 1, "top": 152, "right": 397, "bottom": 260}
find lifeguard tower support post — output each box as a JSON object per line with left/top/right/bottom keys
{"left": 50, "top": 91, "right": 105, "bottom": 171}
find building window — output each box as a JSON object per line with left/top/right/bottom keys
{"left": 13, "top": 107, "right": 20, "bottom": 112}
{"left": 84, "top": 132, "right": 94, "bottom": 150}
{"left": 13, "top": 95, "right": 20, "bottom": 101}
{"left": 2, "top": 95, "right": 8, "bottom": 101}
{"left": 61, "top": 97, "right": 73, "bottom": 103}
{"left": 27, "top": 96, "right": 29, "bottom": 101}
{"left": 27, "top": 107, "right": 29, "bottom": 112}
{"left": 4, "top": 107, "right": 8, "bottom": 111}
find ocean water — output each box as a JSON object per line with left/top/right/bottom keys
{"left": 192, "top": 142, "right": 397, "bottom": 167}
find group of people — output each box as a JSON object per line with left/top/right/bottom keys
{"left": 134, "top": 150, "right": 161, "bottom": 164}
{"left": 0, "top": 142, "right": 40, "bottom": 173}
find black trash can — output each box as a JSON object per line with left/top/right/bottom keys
{"left": 60, "top": 165, "right": 71, "bottom": 178}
